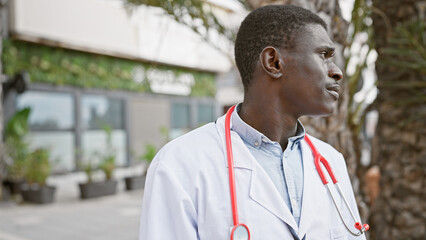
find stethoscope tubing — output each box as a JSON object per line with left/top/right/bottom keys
{"left": 226, "top": 106, "right": 251, "bottom": 240}
{"left": 225, "top": 105, "right": 368, "bottom": 238}
{"left": 225, "top": 105, "right": 239, "bottom": 226}
{"left": 304, "top": 135, "right": 369, "bottom": 236}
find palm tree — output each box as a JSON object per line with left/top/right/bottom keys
{"left": 371, "top": 1, "right": 425, "bottom": 239}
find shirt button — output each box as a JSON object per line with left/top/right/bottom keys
{"left": 261, "top": 137, "right": 267, "bottom": 142}
{"left": 292, "top": 198, "right": 297, "bottom": 206}
{"left": 254, "top": 141, "right": 259, "bottom": 147}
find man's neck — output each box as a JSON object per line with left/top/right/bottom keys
{"left": 238, "top": 100, "right": 298, "bottom": 150}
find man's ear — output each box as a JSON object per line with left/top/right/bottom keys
{"left": 259, "top": 47, "right": 283, "bottom": 79}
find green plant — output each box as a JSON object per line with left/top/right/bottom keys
{"left": 99, "top": 156, "right": 115, "bottom": 181}
{"left": 4, "top": 108, "right": 31, "bottom": 180}
{"left": 138, "top": 143, "right": 157, "bottom": 177}
{"left": 81, "top": 160, "right": 95, "bottom": 183}
{"left": 25, "top": 149, "right": 51, "bottom": 186}
{"left": 98, "top": 125, "right": 116, "bottom": 180}
{"left": 2, "top": 40, "right": 216, "bottom": 96}
{"left": 139, "top": 144, "right": 157, "bottom": 164}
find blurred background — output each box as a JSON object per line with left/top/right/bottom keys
{"left": 0, "top": 0, "right": 424, "bottom": 240}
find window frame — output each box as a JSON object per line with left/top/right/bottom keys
{"left": 169, "top": 95, "right": 219, "bottom": 139}
{"left": 8, "top": 83, "right": 131, "bottom": 173}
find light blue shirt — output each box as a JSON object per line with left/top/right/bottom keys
{"left": 231, "top": 104, "right": 305, "bottom": 226}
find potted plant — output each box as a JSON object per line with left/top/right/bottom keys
{"left": 3, "top": 108, "right": 31, "bottom": 196}
{"left": 124, "top": 143, "right": 156, "bottom": 191}
{"left": 79, "top": 125, "right": 118, "bottom": 199}
{"left": 20, "top": 148, "right": 56, "bottom": 204}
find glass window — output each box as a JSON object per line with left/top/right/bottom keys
{"left": 81, "top": 95, "right": 127, "bottom": 166}
{"left": 26, "top": 132, "right": 75, "bottom": 172}
{"left": 17, "top": 91, "right": 74, "bottom": 130}
{"left": 170, "top": 103, "right": 190, "bottom": 139}
{"left": 171, "top": 103, "right": 190, "bottom": 129}
{"left": 16, "top": 91, "right": 75, "bottom": 172}
{"left": 197, "top": 103, "right": 215, "bottom": 126}
{"left": 82, "top": 96, "right": 124, "bottom": 130}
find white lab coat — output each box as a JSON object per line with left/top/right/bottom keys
{"left": 139, "top": 114, "right": 366, "bottom": 240}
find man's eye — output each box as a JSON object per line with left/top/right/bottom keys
{"left": 319, "top": 51, "right": 334, "bottom": 59}
{"left": 319, "top": 52, "right": 328, "bottom": 59}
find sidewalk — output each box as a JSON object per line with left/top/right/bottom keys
{"left": 0, "top": 168, "right": 144, "bottom": 240}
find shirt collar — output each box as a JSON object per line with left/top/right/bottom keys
{"left": 231, "top": 103, "right": 306, "bottom": 152}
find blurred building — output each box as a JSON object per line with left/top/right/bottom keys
{"left": 2, "top": 0, "right": 246, "bottom": 173}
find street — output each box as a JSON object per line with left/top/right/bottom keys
{"left": 0, "top": 171, "right": 144, "bottom": 240}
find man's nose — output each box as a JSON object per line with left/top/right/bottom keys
{"left": 328, "top": 63, "right": 343, "bottom": 82}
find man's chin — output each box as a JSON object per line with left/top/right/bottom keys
{"left": 305, "top": 105, "right": 337, "bottom": 117}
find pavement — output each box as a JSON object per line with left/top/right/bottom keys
{"left": 0, "top": 167, "right": 145, "bottom": 240}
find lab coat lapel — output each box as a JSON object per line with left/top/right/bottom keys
{"left": 297, "top": 138, "right": 326, "bottom": 238}
{"left": 215, "top": 114, "right": 298, "bottom": 231}
{"left": 249, "top": 160, "right": 299, "bottom": 232}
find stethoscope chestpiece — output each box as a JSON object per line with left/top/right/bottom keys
{"left": 230, "top": 223, "right": 250, "bottom": 240}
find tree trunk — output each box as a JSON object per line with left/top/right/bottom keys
{"left": 372, "top": 0, "right": 425, "bottom": 239}
{"left": 0, "top": 1, "right": 5, "bottom": 200}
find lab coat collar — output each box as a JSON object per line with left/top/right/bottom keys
{"left": 215, "top": 114, "right": 299, "bottom": 232}
{"left": 297, "top": 137, "right": 327, "bottom": 239}
{"left": 216, "top": 114, "right": 252, "bottom": 170}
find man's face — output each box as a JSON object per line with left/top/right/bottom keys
{"left": 278, "top": 24, "right": 343, "bottom": 117}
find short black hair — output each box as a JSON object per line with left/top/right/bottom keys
{"left": 235, "top": 5, "right": 327, "bottom": 92}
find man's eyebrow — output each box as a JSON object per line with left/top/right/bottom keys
{"left": 317, "top": 45, "right": 335, "bottom": 52}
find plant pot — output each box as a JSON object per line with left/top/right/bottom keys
{"left": 124, "top": 176, "right": 146, "bottom": 190}
{"left": 3, "top": 179, "right": 25, "bottom": 195}
{"left": 79, "top": 180, "right": 118, "bottom": 199}
{"left": 20, "top": 184, "right": 56, "bottom": 204}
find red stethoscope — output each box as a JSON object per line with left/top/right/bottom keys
{"left": 224, "top": 105, "right": 369, "bottom": 240}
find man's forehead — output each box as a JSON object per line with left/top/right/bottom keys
{"left": 294, "top": 24, "right": 335, "bottom": 50}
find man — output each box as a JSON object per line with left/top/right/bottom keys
{"left": 140, "top": 5, "right": 366, "bottom": 240}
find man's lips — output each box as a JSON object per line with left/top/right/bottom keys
{"left": 326, "top": 84, "right": 340, "bottom": 100}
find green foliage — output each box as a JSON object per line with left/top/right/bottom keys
{"left": 125, "top": 0, "right": 236, "bottom": 42}
{"left": 139, "top": 144, "right": 157, "bottom": 164}
{"left": 381, "top": 20, "right": 426, "bottom": 74}
{"left": 4, "top": 108, "right": 32, "bottom": 180}
{"left": 160, "top": 126, "right": 170, "bottom": 143}
{"left": 191, "top": 72, "right": 216, "bottom": 96}
{"left": 345, "top": 0, "right": 375, "bottom": 133}
{"left": 78, "top": 125, "right": 117, "bottom": 181}
{"left": 25, "top": 149, "right": 51, "bottom": 186}
{"left": 98, "top": 125, "right": 116, "bottom": 180}
{"left": 79, "top": 159, "right": 95, "bottom": 183}
{"left": 99, "top": 155, "right": 115, "bottom": 181}
{"left": 379, "top": 20, "right": 426, "bottom": 127}
{"left": 2, "top": 40, "right": 216, "bottom": 96}
{"left": 5, "top": 107, "right": 31, "bottom": 139}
